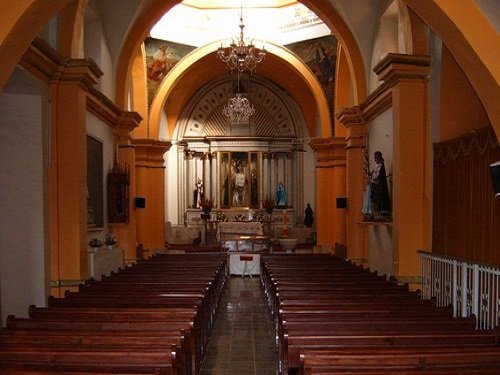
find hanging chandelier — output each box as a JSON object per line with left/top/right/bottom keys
{"left": 222, "top": 93, "right": 255, "bottom": 124}
{"left": 217, "top": 2, "right": 266, "bottom": 73}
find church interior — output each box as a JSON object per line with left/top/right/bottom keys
{"left": 0, "top": 0, "right": 499, "bottom": 373}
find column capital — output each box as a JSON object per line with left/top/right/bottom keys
{"left": 309, "top": 137, "right": 347, "bottom": 168}
{"left": 113, "top": 111, "right": 142, "bottom": 145}
{"left": 374, "top": 53, "right": 431, "bottom": 86}
{"left": 57, "top": 58, "right": 103, "bottom": 89}
{"left": 337, "top": 106, "right": 367, "bottom": 149}
{"left": 132, "top": 139, "right": 171, "bottom": 168}
{"left": 263, "top": 152, "right": 271, "bottom": 160}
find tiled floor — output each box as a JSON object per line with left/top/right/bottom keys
{"left": 200, "top": 276, "right": 278, "bottom": 375}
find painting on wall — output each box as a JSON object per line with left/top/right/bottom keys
{"left": 285, "top": 35, "right": 338, "bottom": 128}
{"left": 144, "top": 37, "right": 196, "bottom": 106}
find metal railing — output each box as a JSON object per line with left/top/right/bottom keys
{"left": 419, "top": 251, "right": 500, "bottom": 330}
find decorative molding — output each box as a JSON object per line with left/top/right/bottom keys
{"left": 133, "top": 139, "right": 171, "bottom": 168}
{"left": 309, "top": 137, "right": 347, "bottom": 168}
{"left": 373, "top": 53, "right": 431, "bottom": 85}
{"left": 336, "top": 106, "right": 366, "bottom": 149}
{"left": 20, "top": 37, "right": 62, "bottom": 83}
{"left": 22, "top": 38, "right": 140, "bottom": 133}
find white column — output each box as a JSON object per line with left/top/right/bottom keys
{"left": 277, "top": 153, "right": 285, "bottom": 186}
{"left": 270, "top": 153, "right": 277, "bottom": 201}
{"left": 203, "top": 152, "right": 211, "bottom": 200}
{"left": 286, "top": 152, "right": 293, "bottom": 207}
{"left": 263, "top": 152, "right": 270, "bottom": 200}
{"left": 187, "top": 151, "right": 196, "bottom": 208}
{"left": 211, "top": 152, "right": 218, "bottom": 208}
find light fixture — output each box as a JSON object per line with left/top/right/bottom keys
{"left": 222, "top": 69, "right": 255, "bottom": 124}
{"left": 217, "top": 1, "right": 266, "bottom": 73}
{"left": 222, "top": 93, "right": 255, "bottom": 124}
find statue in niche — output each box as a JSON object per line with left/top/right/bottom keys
{"left": 193, "top": 177, "right": 203, "bottom": 208}
{"left": 276, "top": 182, "right": 287, "bottom": 207}
{"left": 362, "top": 151, "right": 391, "bottom": 221}
{"left": 232, "top": 161, "right": 247, "bottom": 206}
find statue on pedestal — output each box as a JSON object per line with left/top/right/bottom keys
{"left": 276, "top": 182, "right": 287, "bottom": 207}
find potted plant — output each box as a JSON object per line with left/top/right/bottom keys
{"left": 88, "top": 238, "right": 103, "bottom": 253}
{"left": 104, "top": 234, "right": 117, "bottom": 249}
{"left": 200, "top": 196, "right": 215, "bottom": 214}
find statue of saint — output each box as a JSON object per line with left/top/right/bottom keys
{"left": 362, "top": 151, "right": 391, "bottom": 220}
{"left": 304, "top": 203, "right": 314, "bottom": 227}
{"left": 276, "top": 182, "right": 287, "bottom": 207}
{"left": 193, "top": 177, "right": 203, "bottom": 208}
{"left": 232, "top": 163, "right": 247, "bottom": 206}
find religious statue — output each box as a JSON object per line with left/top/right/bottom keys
{"left": 276, "top": 182, "right": 287, "bottom": 207}
{"left": 232, "top": 162, "right": 247, "bottom": 206}
{"left": 304, "top": 203, "right": 314, "bottom": 227}
{"left": 193, "top": 177, "right": 203, "bottom": 208}
{"left": 362, "top": 151, "right": 391, "bottom": 221}
{"left": 250, "top": 168, "right": 258, "bottom": 207}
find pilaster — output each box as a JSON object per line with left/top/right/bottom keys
{"left": 337, "top": 106, "right": 367, "bottom": 263}
{"left": 133, "top": 139, "right": 172, "bottom": 251}
{"left": 374, "top": 53, "right": 431, "bottom": 279}
{"left": 112, "top": 112, "right": 141, "bottom": 263}
{"left": 309, "top": 137, "right": 347, "bottom": 247}
{"left": 50, "top": 58, "right": 102, "bottom": 296}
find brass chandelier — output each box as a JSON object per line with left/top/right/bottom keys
{"left": 217, "top": 2, "right": 266, "bottom": 73}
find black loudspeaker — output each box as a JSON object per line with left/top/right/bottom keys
{"left": 490, "top": 161, "right": 500, "bottom": 198}
{"left": 134, "top": 197, "right": 146, "bottom": 208}
{"left": 336, "top": 197, "right": 347, "bottom": 209}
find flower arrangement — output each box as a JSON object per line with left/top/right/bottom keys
{"left": 200, "top": 196, "right": 215, "bottom": 210}
{"left": 104, "top": 234, "right": 117, "bottom": 246}
{"left": 262, "top": 197, "right": 275, "bottom": 213}
{"left": 215, "top": 210, "right": 228, "bottom": 222}
{"left": 233, "top": 214, "right": 246, "bottom": 222}
{"left": 252, "top": 211, "right": 264, "bottom": 222}
{"left": 88, "top": 238, "right": 103, "bottom": 248}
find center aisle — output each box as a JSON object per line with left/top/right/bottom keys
{"left": 200, "top": 277, "right": 278, "bottom": 375}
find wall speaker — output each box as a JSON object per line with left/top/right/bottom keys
{"left": 336, "top": 197, "right": 347, "bottom": 209}
{"left": 134, "top": 197, "right": 146, "bottom": 208}
{"left": 490, "top": 161, "right": 500, "bottom": 198}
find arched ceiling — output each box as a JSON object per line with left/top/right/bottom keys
{"left": 150, "top": 41, "right": 328, "bottom": 139}
{"left": 162, "top": 53, "right": 318, "bottom": 139}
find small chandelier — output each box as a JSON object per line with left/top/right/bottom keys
{"left": 217, "top": 2, "right": 266, "bottom": 73}
{"left": 222, "top": 93, "right": 255, "bottom": 124}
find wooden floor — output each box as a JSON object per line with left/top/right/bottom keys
{"left": 200, "top": 276, "right": 277, "bottom": 375}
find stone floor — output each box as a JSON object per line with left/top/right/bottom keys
{"left": 199, "top": 276, "right": 278, "bottom": 375}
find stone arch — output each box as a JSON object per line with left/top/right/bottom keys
{"left": 149, "top": 41, "right": 329, "bottom": 140}
{"left": 114, "top": 0, "right": 367, "bottom": 118}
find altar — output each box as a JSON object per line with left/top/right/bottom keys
{"left": 217, "top": 222, "right": 266, "bottom": 276}
{"left": 217, "top": 221, "right": 264, "bottom": 252}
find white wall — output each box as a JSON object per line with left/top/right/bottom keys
{"left": 0, "top": 68, "right": 49, "bottom": 323}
